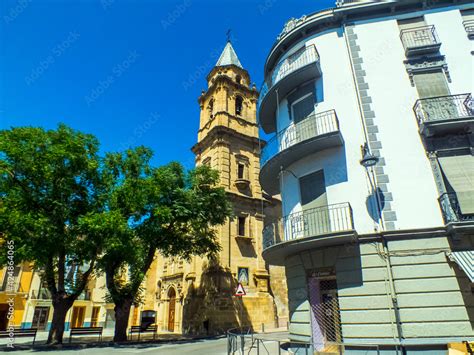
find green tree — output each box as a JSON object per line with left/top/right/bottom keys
{"left": 0, "top": 125, "right": 105, "bottom": 344}
{"left": 79, "top": 147, "right": 232, "bottom": 342}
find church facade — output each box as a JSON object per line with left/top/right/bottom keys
{"left": 139, "top": 42, "right": 288, "bottom": 335}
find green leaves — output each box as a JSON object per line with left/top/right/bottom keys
{"left": 92, "top": 150, "right": 232, "bottom": 305}
{"left": 0, "top": 125, "right": 104, "bottom": 270}
{"left": 0, "top": 124, "right": 232, "bottom": 313}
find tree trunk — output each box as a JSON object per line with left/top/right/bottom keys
{"left": 47, "top": 298, "right": 73, "bottom": 344}
{"left": 113, "top": 298, "right": 133, "bottom": 342}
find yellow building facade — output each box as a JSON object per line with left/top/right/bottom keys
{"left": 0, "top": 263, "right": 33, "bottom": 331}
{"left": 139, "top": 42, "right": 289, "bottom": 335}
{"left": 0, "top": 264, "right": 115, "bottom": 332}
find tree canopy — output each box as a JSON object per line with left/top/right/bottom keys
{"left": 0, "top": 124, "right": 105, "bottom": 343}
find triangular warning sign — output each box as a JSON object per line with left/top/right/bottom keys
{"left": 235, "top": 283, "right": 246, "bottom": 297}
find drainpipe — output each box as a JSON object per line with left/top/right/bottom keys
{"left": 342, "top": 23, "right": 403, "bottom": 348}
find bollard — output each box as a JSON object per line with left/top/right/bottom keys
{"left": 261, "top": 323, "right": 265, "bottom": 333}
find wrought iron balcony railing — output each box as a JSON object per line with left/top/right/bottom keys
{"left": 413, "top": 94, "right": 473, "bottom": 136}
{"left": 463, "top": 20, "right": 474, "bottom": 39}
{"left": 400, "top": 25, "right": 441, "bottom": 56}
{"left": 270, "top": 45, "right": 320, "bottom": 86}
{"left": 263, "top": 202, "right": 354, "bottom": 250}
{"left": 438, "top": 193, "right": 474, "bottom": 224}
{"left": 261, "top": 110, "right": 340, "bottom": 167}
{"left": 257, "top": 45, "right": 320, "bottom": 120}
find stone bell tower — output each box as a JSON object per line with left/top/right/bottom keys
{"left": 184, "top": 41, "right": 288, "bottom": 333}
{"left": 145, "top": 41, "right": 288, "bottom": 335}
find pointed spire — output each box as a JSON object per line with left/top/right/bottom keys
{"left": 215, "top": 41, "right": 243, "bottom": 69}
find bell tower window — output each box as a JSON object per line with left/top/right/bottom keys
{"left": 238, "top": 163, "right": 245, "bottom": 179}
{"left": 208, "top": 99, "right": 214, "bottom": 118}
{"left": 236, "top": 75, "right": 242, "bottom": 84}
{"left": 235, "top": 96, "right": 243, "bottom": 116}
{"left": 238, "top": 216, "right": 246, "bottom": 237}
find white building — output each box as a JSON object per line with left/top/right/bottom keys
{"left": 259, "top": 0, "right": 474, "bottom": 352}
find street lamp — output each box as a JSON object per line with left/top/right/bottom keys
{"left": 359, "top": 142, "right": 384, "bottom": 230}
{"left": 359, "top": 143, "right": 378, "bottom": 168}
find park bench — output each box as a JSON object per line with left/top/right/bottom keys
{"left": 0, "top": 328, "right": 37, "bottom": 345}
{"left": 69, "top": 326, "right": 103, "bottom": 343}
{"left": 128, "top": 324, "right": 157, "bottom": 341}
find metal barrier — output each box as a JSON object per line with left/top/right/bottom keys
{"left": 226, "top": 328, "right": 404, "bottom": 355}
{"left": 464, "top": 20, "right": 474, "bottom": 38}
{"left": 227, "top": 327, "right": 312, "bottom": 355}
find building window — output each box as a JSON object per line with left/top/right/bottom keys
{"left": 299, "top": 170, "right": 329, "bottom": 235}
{"left": 235, "top": 96, "right": 243, "bottom": 116}
{"left": 236, "top": 75, "right": 242, "bottom": 84}
{"left": 413, "top": 71, "right": 450, "bottom": 99}
{"left": 208, "top": 99, "right": 214, "bottom": 118}
{"left": 237, "top": 163, "right": 245, "bottom": 179}
{"left": 287, "top": 82, "right": 316, "bottom": 122}
{"left": 238, "top": 216, "right": 246, "bottom": 236}
{"left": 299, "top": 170, "right": 327, "bottom": 209}
{"left": 291, "top": 93, "right": 315, "bottom": 124}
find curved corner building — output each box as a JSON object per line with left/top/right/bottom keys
{"left": 259, "top": 0, "right": 474, "bottom": 352}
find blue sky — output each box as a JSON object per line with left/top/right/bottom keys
{"left": 1, "top": 0, "right": 334, "bottom": 168}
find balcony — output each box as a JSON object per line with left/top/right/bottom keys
{"left": 260, "top": 110, "right": 343, "bottom": 195}
{"left": 258, "top": 45, "right": 322, "bottom": 133}
{"left": 413, "top": 93, "right": 474, "bottom": 137}
{"left": 400, "top": 25, "right": 441, "bottom": 56}
{"left": 464, "top": 20, "right": 474, "bottom": 39}
{"left": 262, "top": 203, "right": 355, "bottom": 265}
{"left": 439, "top": 193, "right": 474, "bottom": 224}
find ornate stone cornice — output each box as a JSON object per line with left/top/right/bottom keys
{"left": 192, "top": 125, "right": 265, "bottom": 155}
{"left": 198, "top": 110, "right": 258, "bottom": 134}
{"left": 199, "top": 75, "right": 258, "bottom": 104}
{"left": 404, "top": 55, "right": 450, "bottom": 86}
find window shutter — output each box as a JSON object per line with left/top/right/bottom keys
{"left": 413, "top": 71, "right": 450, "bottom": 99}
{"left": 398, "top": 16, "right": 425, "bottom": 30}
{"left": 298, "top": 170, "right": 330, "bottom": 236}
{"left": 438, "top": 155, "right": 474, "bottom": 215}
{"left": 299, "top": 170, "right": 327, "bottom": 210}
{"left": 287, "top": 82, "right": 316, "bottom": 119}
{"left": 293, "top": 95, "right": 315, "bottom": 124}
